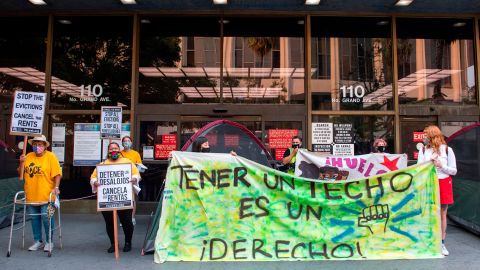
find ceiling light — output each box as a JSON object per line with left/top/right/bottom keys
{"left": 29, "top": 0, "right": 47, "bottom": 5}
{"left": 376, "top": 21, "right": 389, "bottom": 26}
{"left": 305, "top": 0, "right": 321, "bottom": 5}
{"left": 140, "top": 19, "right": 151, "bottom": 24}
{"left": 213, "top": 0, "right": 227, "bottom": 4}
{"left": 120, "top": 0, "right": 136, "bottom": 4}
{"left": 297, "top": 20, "right": 305, "bottom": 25}
{"left": 395, "top": 0, "right": 414, "bottom": 6}
{"left": 453, "top": 22, "right": 466, "bottom": 27}
{"left": 58, "top": 20, "right": 72, "bottom": 25}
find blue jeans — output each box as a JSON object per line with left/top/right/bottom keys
{"left": 29, "top": 205, "right": 54, "bottom": 243}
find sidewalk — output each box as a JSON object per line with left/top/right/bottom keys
{"left": 1, "top": 214, "right": 479, "bottom": 270}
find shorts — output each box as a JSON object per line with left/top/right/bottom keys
{"left": 439, "top": 176, "right": 454, "bottom": 205}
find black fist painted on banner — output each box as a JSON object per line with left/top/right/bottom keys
{"left": 357, "top": 204, "right": 390, "bottom": 234}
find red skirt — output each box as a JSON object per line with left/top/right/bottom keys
{"left": 439, "top": 176, "right": 454, "bottom": 205}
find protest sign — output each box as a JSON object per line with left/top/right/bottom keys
{"left": 10, "top": 91, "right": 46, "bottom": 136}
{"left": 295, "top": 150, "right": 408, "bottom": 180}
{"left": 154, "top": 152, "right": 441, "bottom": 262}
{"left": 100, "top": 106, "right": 122, "bottom": 139}
{"left": 96, "top": 163, "right": 133, "bottom": 211}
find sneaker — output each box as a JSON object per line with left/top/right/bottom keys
{"left": 132, "top": 218, "right": 136, "bottom": 226}
{"left": 43, "top": 242, "right": 54, "bottom": 252}
{"left": 28, "top": 241, "right": 44, "bottom": 251}
{"left": 442, "top": 244, "right": 449, "bottom": 256}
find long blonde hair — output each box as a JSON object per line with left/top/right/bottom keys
{"left": 424, "top": 125, "right": 446, "bottom": 153}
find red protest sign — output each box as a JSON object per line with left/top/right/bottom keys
{"left": 268, "top": 129, "right": 298, "bottom": 149}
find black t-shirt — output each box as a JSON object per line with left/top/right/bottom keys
{"left": 283, "top": 148, "right": 292, "bottom": 158}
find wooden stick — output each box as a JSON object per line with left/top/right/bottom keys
{"left": 19, "top": 136, "right": 28, "bottom": 180}
{"left": 113, "top": 209, "right": 119, "bottom": 259}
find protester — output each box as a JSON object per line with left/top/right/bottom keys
{"left": 417, "top": 125, "right": 457, "bottom": 256}
{"left": 120, "top": 136, "right": 143, "bottom": 226}
{"left": 282, "top": 136, "right": 304, "bottom": 175}
{"left": 90, "top": 142, "right": 140, "bottom": 253}
{"left": 372, "top": 138, "right": 388, "bottom": 153}
{"left": 191, "top": 136, "right": 237, "bottom": 155}
{"left": 18, "top": 134, "right": 62, "bottom": 252}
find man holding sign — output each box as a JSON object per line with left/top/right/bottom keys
{"left": 90, "top": 142, "right": 140, "bottom": 254}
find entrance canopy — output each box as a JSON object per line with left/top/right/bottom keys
{"left": 181, "top": 119, "right": 273, "bottom": 167}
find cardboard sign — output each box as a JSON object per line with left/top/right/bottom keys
{"left": 96, "top": 163, "right": 133, "bottom": 211}
{"left": 100, "top": 106, "right": 122, "bottom": 139}
{"left": 10, "top": 91, "right": 47, "bottom": 136}
{"left": 268, "top": 129, "right": 298, "bottom": 149}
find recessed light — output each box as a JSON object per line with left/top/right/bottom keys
{"left": 297, "top": 20, "right": 305, "bottom": 25}
{"left": 120, "top": 0, "right": 136, "bottom": 4}
{"left": 453, "top": 22, "right": 466, "bottom": 27}
{"left": 218, "top": 19, "right": 229, "bottom": 24}
{"left": 395, "top": 0, "right": 414, "bottom": 6}
{"left": 140, "top": 19, "right": 151, "bottom": 24}
{"left": 213, "top": 0, "right": 227, "bottom": 4}
{"left": 58, "top": 19, "right": 72, "bottom": 25}
{"left": 29, "top": 0, "right": 47, "bottom": 5}
{"left": 377, "top": 21, "right": 389, "bottom": 26}
{"left": 305, "top": 0, "right": 321, "bottom": 5}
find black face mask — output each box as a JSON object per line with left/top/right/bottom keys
{"left": 377, "top": 146, "right": 386, "bottom": 153}
{"left": 201, "top": 147, "right": 211, "bottom": 153}
{"left": 292, "top": 144, "right": 301, "bottom": 149}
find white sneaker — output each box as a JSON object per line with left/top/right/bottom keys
{"left": 43, "top": 242, "right": 54, "bottom": 252}
{"left": 442, "top": 244, "right": 449, "bottom": 256}
{"left": 28, "top": 241, "right": 44, "bottom": 251}
{"left": 132, "top": 218, "right": 136, "bottom": 226}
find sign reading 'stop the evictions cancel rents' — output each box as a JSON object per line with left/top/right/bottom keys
{"left": 10, "top": 91, "right": 47, "bottom": 136}
{"left": 100, "top": 106, "right": 122, "bottom": 139}
{"left": 96, "top": 163, "right": 133, "bottom": 211}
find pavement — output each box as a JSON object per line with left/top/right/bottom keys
{"left": 1, "top": 214, "right": 479, "bottom": 270}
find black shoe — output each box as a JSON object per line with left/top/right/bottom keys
{"left": 107, "top": 245, "right": 115, "bottom": 253}
{"left": 123, "top": 242, "right": 132, "bottom": 252}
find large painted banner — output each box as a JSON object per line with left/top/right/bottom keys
{"left": 154, "top": 152, "right": 441, "bottom": 262}
{"left": 295, "top": 150, "right": 408, "bottom": 181}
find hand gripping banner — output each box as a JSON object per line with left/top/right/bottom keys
{"left": 154, "top": 152, "right": 441, "bottom": 262}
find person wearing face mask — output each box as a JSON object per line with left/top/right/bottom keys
{"left": 372, "top": 138, "right": 388, "bottom": 153}
{"left": 120, "top": 136, "right": 142, "bottom": 225}
{"left": 18, "top": 134, "right": 62, "bottom": 252}
{"left": 282, "top": 136, "right": 304, "bottom": 175}
{"left": 417, "top": 125, "right": 457, "bottom": 256}
{"left": 191, "top": 136, "right": 211, "bottom": 153}
{"left": 90, "top": 142, "right": 140, "bottom": 253}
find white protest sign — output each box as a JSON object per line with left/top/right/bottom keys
{"left": 100, "top": 106, "right": 122, "bottom": 139}
{"left": 96, "top": 163, "right": 133, "bottom": 211}
{"left": 10, "top": 91, "right": 47, "bottom": 136}
{"left": 312, "top": 122, "right": 333, "bottom": 144}
{"left": 333, "top": 144, "right": 355, "bottom": 156}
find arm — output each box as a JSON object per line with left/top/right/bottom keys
{"left": 52, "top": 174, "right": 61, "bottom": 195}
{"left": 17, "top": 154, "right": 26, "bottom": 180}
{"left": 416, "top": 147, "right": 425, "bottom": 164}
{"left": 282, "top": 149, "right": 296, "bottom": 165}
{"left": 90, "top": 167, "right": 99, "bottom": 193}
{"left": 440, "top": 147, "right": 457, "bottom": 176}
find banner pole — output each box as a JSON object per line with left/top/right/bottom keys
{"left": 114, "top": 209, "right": 119, "bottom": 259}
{"left": 19, "top": 136, "right": 28, "bottom": 180}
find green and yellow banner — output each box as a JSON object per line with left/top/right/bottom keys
{"left": 154, "top": 152, "right": 442, "bottom": 262}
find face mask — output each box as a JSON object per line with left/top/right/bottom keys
{"left": 377, "top": 146, "right": 386, "bottom": 153}
{"left": 122, "top": 142, "right": 132, "bottom": 150}
{"left": 109, "top": 151, "right": 120, "bottom": 160}
{"left": 201, "top": 147, "right": 211, "bottom": 153}
{"left": 33, "top": 145, "right": 45, "bottom": 155}
{"left": 423, "top": 137, "right": 429, "bottom": 145}
{"left": 292, "top": 144, "right": 300, "bottom": 149}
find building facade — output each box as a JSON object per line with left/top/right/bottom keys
{"left": 0, "top": 1, "right": 479, "bottom": 209}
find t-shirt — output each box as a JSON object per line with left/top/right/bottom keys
{"left": 23, "top": 151, "right": 62, "bottom": 203}
{"left": 121, "top": 149, "right": 142, "bottom": 164}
